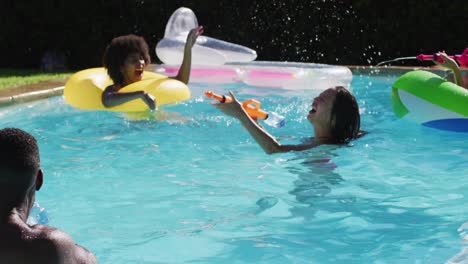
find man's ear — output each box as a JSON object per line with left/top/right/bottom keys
{"left": 36, "top": 169, "right": 43, "bottom": 191}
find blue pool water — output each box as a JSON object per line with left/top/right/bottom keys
{"left": 1, "top": 71, "right": 467, "bottom": 263}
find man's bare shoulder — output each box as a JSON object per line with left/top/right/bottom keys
{"left": 31, "top": 225, "right": 98, "bottom": 264}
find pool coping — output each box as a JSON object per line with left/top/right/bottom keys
{"left": 0, "top": 86, "right": 64, "bottom": 107}
{"left": 0, "top": 65, "right": 456, "bottom": 107}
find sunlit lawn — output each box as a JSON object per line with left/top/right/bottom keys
{"left": 0, "top": 69, "right": 71, "bottom": 91}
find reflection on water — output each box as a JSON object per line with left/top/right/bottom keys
{"left": 287, "top": 146, "right": 342, "bottom": 206}
{"left": 447, "top": 222, "right": 468, "bottom": 264}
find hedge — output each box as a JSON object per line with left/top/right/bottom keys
{"left": 1, "top": 0, "right": 467, "bottom": 69}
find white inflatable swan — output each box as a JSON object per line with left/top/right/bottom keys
{"left": 156, "top": 7, "right": 257, "bottom": 66}
{"left": 155, "top": 7, "right": 352, "bottom": 92}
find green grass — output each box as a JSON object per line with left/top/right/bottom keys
{"left": 0, "top": 69, "right": 72, "bottom": 91}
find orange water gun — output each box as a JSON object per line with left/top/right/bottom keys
{"left": 205, "top": 91, "right": 268, "bottom": 120}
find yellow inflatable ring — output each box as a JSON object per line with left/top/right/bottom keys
{"left": 64, "top": 67, "right": 190, "bottom": 112}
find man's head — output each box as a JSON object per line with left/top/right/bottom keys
{"left": 0, "top": 128, "right": 43, "bottom": 206}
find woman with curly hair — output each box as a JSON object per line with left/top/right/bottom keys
{"left": 102, "top": 26, "right": 203, "bottom": 110}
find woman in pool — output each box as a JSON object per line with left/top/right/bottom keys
{"left": 214, "top": 86, "right": 362, "bottom": 154}
{"left": 102, "top": 26, "right": 204, "bottom": 110}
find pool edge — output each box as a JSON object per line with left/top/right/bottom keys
{"left": 0, "top": 65, "right": 458, "bottom": 108}
{"left": 0, "top": 86, "right": 64, "bottom": 107}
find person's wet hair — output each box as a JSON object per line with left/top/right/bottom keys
{"left": 329, "top": 86, "right": 361, "bottom": 144}
{"left": 102, "top": 34, "right": 151, "bottom": 86}
{"left": 0, "top": 128, "right": 40, "bottom": 172}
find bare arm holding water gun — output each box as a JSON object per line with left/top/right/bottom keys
{"left": 417, "top": 49, "right": 468, "bottom": 89}
{"left": 432, "top": 52, "right": 466, "bottom": 88}
{"left": 205, "top": 91, "right": 285, "bottom": 127}
{"left": 212, "top": 91, "right": 309, "bottom": 154}
{"left": 210, "top": 88, "right": 363, "bottom": 154}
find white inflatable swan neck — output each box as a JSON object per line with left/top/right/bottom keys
{"left": 164, "top": 7, "right": 198, "bottom": 39}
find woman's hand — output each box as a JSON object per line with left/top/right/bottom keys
{"left": 434, "top": 51, "right": 464, "bottom": 87}
{"left": 186, "top": 26, "right": 204, "bottom": 49}
{"left": 213, "top": 91, "right": 247, "bottom": 119}
{"left": 434, "top": 51, "right": 459, "bottom": 70}
{"left": 212, "top": 91, "right": 285, "bottom": 154}
{"left": 142, "top": 92, "right": 156, "bottom": 110}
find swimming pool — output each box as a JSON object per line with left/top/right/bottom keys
{"left": 2, "top": 69, "right": 467, "bottom": 263}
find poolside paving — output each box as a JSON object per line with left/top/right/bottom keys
{"left": 0, "top": 79, "right": 67, "bottom": 107}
